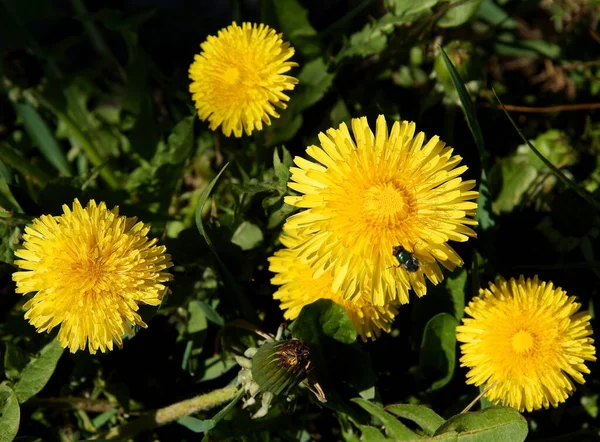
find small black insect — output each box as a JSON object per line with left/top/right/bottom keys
{"left": 392, "top": 246, "right": 419, "bottom": 272}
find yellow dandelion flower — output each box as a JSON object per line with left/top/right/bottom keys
{"left": 456, "top": 276, "right": 596, "bottom": 412}
{"left": 283, "top": 115, "right": 478, "bottom": 306}
{"left": 268, "top": 232, "right": 398, "bottom": 340}
{"left": 12, "top": 199, "right": 173, "bottom": 354}
{"left": 189, "top": 21, "right": 298, "bottom": 137}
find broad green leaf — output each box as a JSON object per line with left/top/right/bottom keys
{"left": 4, "top": 343, "right": 27, "bottom": 381}
{"left": 438, "top": 0, "right": 483, "bottom": 28}
{"left": 14, "top": 101, "right": 72, "bottom": 176}
{"left": 386, "top": 0, "right": 439, "bottom": 18}
{"left": 14, "top": 339, "right": 64, "bottom": 403}
{"left": 198, "top": 355, "right": 237, "bottom": 383}
{"left": 0, "top": 384, "right": 20, "bottom": 442}
{"left": 188, "top": 300, "right": 208, "bottom": 334}
{"left": 358, "top": 425, "right": 389, "bottom": 442}
{"left": 231, "top": 221, "right": 264, "bottom": 251}
{"left": 386, "top": 404, "right": 445, "bottom": 435}
{"left": 446, "top": 269, "right": 467, "bottom": 320}
{"left": 476, "top": 0, "right": 516, "bottom": 29}
{"left": 196, "top": 301, "right": 225, "bottom": 327}
{"left": 272, "top": 0, "right": 320, "bottom": 57}
{"left": 495, "top": 92, "right": 600, "bottom": 212}
{"left": 434, "top": 407, "right": 528, "bottom": 441}
{"left": 352, "top": 398, "right": 418, "bottom": 441}
{"left": 420, "top": 313, "right": 458, "bottom": 391}
{"left": 295, "top": 58, "right": 335, "bottom": 112}
{"left": 292, "top": 299, "right": 357, "bottom": 345}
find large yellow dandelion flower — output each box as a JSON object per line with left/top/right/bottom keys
{"left": 283, "top": 115, "right": 478, "bottom": 306}
{"left": 13, "top": 199, "right": 173, "bottom": 354}
{"left": 189, "top": 22, "right": 298, "bottom": 137}
{"left": 268, "top": 232, "right": 397, "bottom": 340}
{"left": 456, "top": 276, "right": 596, "bottom": 412}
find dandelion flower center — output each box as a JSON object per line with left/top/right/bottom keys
{"left": 457, "top": 276, "right": 596, "bottom": 412}
{"left": 189, "top": 22, "right": 298, "bottom": 137}
{"left": 511, "top": 330, "right": 534, "bottom": 353}
{"left": 362, "top": 183, "right": 414, "bottom": 226}
{"left": 13, "top": 200, "right": 173, "bottom": 354}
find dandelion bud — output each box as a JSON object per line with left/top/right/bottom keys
{"left": 252, "top": 339, "right": 312, "bottom": 397}
{"left": 434, "top": 40, "right": 480, "bottom": 91}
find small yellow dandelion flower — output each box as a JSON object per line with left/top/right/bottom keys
{"left": 283, "top": 115, "right": 478, "bottom": 306}
{"left": 268, "top": 233, "right": 398, "bottom": 340}
{"left": 13, "top": 199, "right": 173, "bottom": 354}
{"left": 456, "top": 276, "right": 596, "bottom": 412}
{"left": 189, "top": 22, "right": 298, "bottom": 137}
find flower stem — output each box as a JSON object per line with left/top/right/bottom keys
{"left": 101, "top": 385, "right": 240, "bottom": 440}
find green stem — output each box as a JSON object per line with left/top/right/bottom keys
{"left": 33, "top": 92, "right": 120, "bottom": 189}
{"left": 101, "top": 385, "right": 240, "bottom": 440}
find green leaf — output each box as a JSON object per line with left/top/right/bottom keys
{"left": 352, "top": 398, "right": 418, "bottom": 441}
{"left": 420, "top": 313, "right": 458, "bottom": 391}
{"left": 358, "top": 425, "right": 389, "bottom": 442}
{"left": 336, "top": 13, "right": 413, "bottom": 62}
{"left": 198, "top": 355, "right": 237, "bottom": 383}
{"left": 386, "top": 0, "right": 439, "bottom": 18}
{"left": 4, "top": 343, "right": 27, "bottom": 382}
{"left": 434, "top": 407, "right": 528, "bottom": 441}
{"left": 295, "top": 58, "right": 335, "bottom": 112}
{"left": 273, "top": 147, "right": 291, "bottom": 185}
{"left": 187, "top": 300, "right": 208, "bottom": 334}
{"left": 273, "top": 0, "right": 320, "bottom": 57}
{"left": 438, "top": 0, "right": 483, "bottom": 28}
{"left": 154, "top": 116, "right": 194, "bottom": 166}
{"left": 0, "top": 220, "right": 21, "bottom": 265}
{"left": 494, "top": 92, "right": 600, "bottom": 212}
{"left": 292, "top": 299, "right": 357, "bottom": 345}
{"left": 446, "top": 269, "right": 467, "bottom": 321}
{"left": 0, "top": 384, "right": 20, "bottom": 442}
{"left": 14, "top": 101, "right": 72, "bottom": 176}
{"left": 14, "top": 339, "right": 64, "bottom": 403}
{"left": 196, "top": 301, "right": 225, "bottom": 328}
{"left": 386, "top": 404, "right": 445, "bottom": 436}
{"left": 231, "top": 221, "right": 264, "bottom": 251}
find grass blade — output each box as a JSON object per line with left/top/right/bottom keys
{"left": 438, "top": 45, "right": 494, "bottom": 230}
{"left": 438, "top": 46, "right": 487, "bottom": 165}
{"left": 14, "top": 101, "right": 72, "bottom": 176}
{"left": 194, "top": 163, "right": 258, "bottom": 323}
{"left": 494, "top": 90, "right": 600, "bottom": 212}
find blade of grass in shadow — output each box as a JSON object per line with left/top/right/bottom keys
{"left": 438, "top": 46, "right": 494, "bottom": 231}
{"left": 195, "top": 163, "right": 258, "bottom": 324}
{"left": 14, "top": 102, "right": 72, "bottom": 177}
{"left": 493, "top": 89, "right": 600, "bottom": 212}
